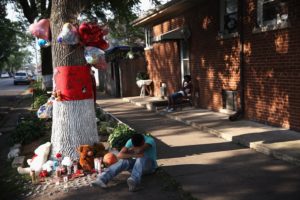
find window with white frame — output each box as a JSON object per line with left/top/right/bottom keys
{"left": 220, "top": 0, "right": 238, "bottom": 35}
{"left": 145, "top": 27, "right": 153, "bottom": 47}
{"left": 257, "top": 0, "right": 288, "bottom": 28}
{"left": 180, "top": 40, "right": 190, "bottom": 82}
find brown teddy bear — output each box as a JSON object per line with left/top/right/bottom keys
{"left": 78, "top": 143, "right": 108, "bottom": 171}
{"left": 78, "top": 145, "right": 95, "bottom": 171}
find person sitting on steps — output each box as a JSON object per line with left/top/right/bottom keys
{"left": 165, "top": 75, "right": 192, "bottom": 112}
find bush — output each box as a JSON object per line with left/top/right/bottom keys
{"left": 136, "top": 72, "right": 149, "bottom": 81}
{"left": 31, "top": 81, "right": 46, "bottom": 96}
{"left": 32, "top": 94, "right": 48, "bottom": 109}
{"left": 11, "top": 113, "right": 49, "bottom": 145}
{"left": 108, "top": 124, "right": 136, "bottom": 150}
{"left": 96, "top": 108, "right": 106, "bottom": 121}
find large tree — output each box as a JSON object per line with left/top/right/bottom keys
{"left": 50, "top": 0, "right": 161, "bottom": 159}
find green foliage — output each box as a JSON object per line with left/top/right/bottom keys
{"left": 31, "top": 81, "right": 47, "bottom": 97}
{"left": 96, "top": 108, "right": 106, "bottom": 121}
{"left": 32, "top": 94, "right": 48, "bottom": 109}
{"left": 136, "top": 71, "right": 149, "bottom": 81}
{"left": 108, "top": 123, "right": 136, "bottom": 150}
{"left": 11, "top": 113, "right": 49, "bottom": 145}
{"left": 31, "top": 80, "right": 48, "bottom": 109}
{"left": 0, "top": 160, "right": 31, "bottom": 200}
{"left": 99, "top": 121, "right": 117, "bottom": 135}
{"left": 0, "top": 1, "right": 32, "bottom": 71}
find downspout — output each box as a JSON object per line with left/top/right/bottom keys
{"left": 229, "top": 0, "right": 245, "bottom": 121}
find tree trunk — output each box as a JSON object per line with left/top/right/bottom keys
{"left": 40, "top": 46, "right": 53, "bottom": 90}
{"left": 50, "top": 0, "right": 98, "bottom": 159}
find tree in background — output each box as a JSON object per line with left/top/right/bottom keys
{"left": 0, "top": 1, "right": 31, "bottom": 72}
{"left": 14, "top": 0, "right": 53, "bottom": 89}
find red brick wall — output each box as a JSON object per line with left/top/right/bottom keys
{"left": 144, "top": 0, "right": 300, "bottom": 131}
{"left": 145, "top": 17, "right": 184, "bottom": 97}
{"left": 187, "top": 2, "right": 241, "bottom": 111}
{"left": 243, "top": 0, "right": 300, "bottom": 129}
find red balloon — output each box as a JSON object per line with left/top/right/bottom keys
{"left": 79, "top": 22, "right": 109, "bottom": 50}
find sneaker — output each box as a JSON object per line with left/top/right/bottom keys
{"left": 91, "top": 178, "right": 107, "bottom": 188}
{"left": 127, "top": 177, "right": 138, "bottom": 192}
{"left": 164, "top": 107, "right": 170, "bottom": 111}
{"left": 167, "top": 108, "right": 175, "bottom": 112}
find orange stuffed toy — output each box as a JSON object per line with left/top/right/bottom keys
{"left": 78, "top": 145, "right": 95, "bottom": 171}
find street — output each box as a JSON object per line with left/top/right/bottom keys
{"left": 0, "top": 77, "right": 29, "bottom": 108}
{"left": 0, "top": 77, "right": 30, "bottom": 131}
{"left": 0, "top": 77, "right": 28, "bottom": 96}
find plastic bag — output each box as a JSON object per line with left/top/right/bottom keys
{"left": 84, "top": 46, "right": 107, "bottom": 70}
{"left": 37, "top": 97, "right": 55, "bottom": 119}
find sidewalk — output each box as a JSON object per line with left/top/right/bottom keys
{"left": 121, "top": 96, "right": 300, "bottom": 166}
{"left": 96, "top": 94, "right": 300, "bottom": 199}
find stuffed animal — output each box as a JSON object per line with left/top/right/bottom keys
{"left": 93, "top": 143, "right": 107, "bottom": 157}
{"left": 78, "top": 145, "right": 95, "bottom": 171}
{"left": 17, "top": 142, "right": 51, "bottom": 174}
{"left": 42, "top": 160, "right": 55, "bottom": 172}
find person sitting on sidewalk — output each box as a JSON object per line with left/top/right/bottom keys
{"left": 92, "top": 133, "right": 157, "bottom": 192}
{"left": 165, "top": 75, "right": 192, "bottom": 112}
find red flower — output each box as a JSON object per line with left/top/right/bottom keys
{"left": 39, "top": 170, "right": 48, "bottom": 178}
{"left": 56, "top": 153, "right": 62, "bottom": 159}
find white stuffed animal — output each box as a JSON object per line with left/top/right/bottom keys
{"left": 42, "top": 160, "right": 55, "bottom": 172}
{"left": 17, "top": 142, "right": 51, "bottom": 174}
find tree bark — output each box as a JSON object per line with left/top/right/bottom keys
{"left": 50, "top": 0, "right": 98, "bottom": 159}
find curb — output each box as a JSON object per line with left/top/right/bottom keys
{"left": 122, "top": 97, "right": 300, "bottom": 166}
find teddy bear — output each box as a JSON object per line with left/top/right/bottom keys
{"left": 17, "top": 142, "right": 51, "bottom": 175}
{"left": 78, "top": 144, "right": 95, "bottom": 171}
{"left": 78, "top": 143, "right": 107, "bottom": 171}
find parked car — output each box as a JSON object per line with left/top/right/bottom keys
{"left": 1, "top": 72, "right": 10, "bottom": 78}
{"left": 14, "top": 72, "right": 31, "bottom": 85}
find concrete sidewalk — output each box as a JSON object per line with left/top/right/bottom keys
{"left": 121, "top": 96, "right": 300, "bottom": 166}
{"left": 96, "top": 94, "right": 300, "bottom": 199}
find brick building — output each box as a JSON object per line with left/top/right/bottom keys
{"left": 100, "top": 46, "right": 147, "bottom": 97}
{"left": 132, "top": 0, "right": 300, "bottom": 131}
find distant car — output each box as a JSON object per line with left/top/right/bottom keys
{"left": 1, "top": 72, "right": 10, "bottom": 78}
{"left": 14, "top": 72, "right": 31, "bottom": 85}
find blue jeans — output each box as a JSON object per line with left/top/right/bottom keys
{"left": 171, "top": 92, "right": 183, "bottom": 101}
{"left": 98, "top": 157, "right": 156, "bottom": 185}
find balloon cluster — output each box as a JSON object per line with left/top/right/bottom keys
{"left": 28, "top": 19, "right": 109, "bottom": 69}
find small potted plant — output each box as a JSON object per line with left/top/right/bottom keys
{"left": 136, "top": 72, "right": 149, "bottom": 81}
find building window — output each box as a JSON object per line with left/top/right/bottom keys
{"left": 145, "top": 27, "right": 153, "bottom": 47}
{"left": 220, "top": 0, "right": 238, "bottom": 35}
{"left": 257, "top": 0, "right": 288, "bottom": 29}
{"left": 180, "top": 40, "right": 190, "bottom": 82}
